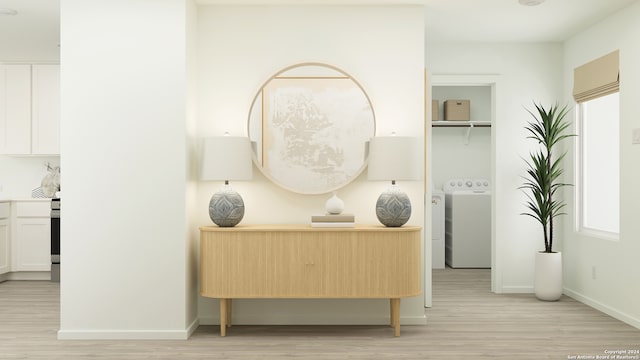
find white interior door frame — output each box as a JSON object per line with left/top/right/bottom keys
{"left": 425, "top": 73, "right": 502, "bottom": 308}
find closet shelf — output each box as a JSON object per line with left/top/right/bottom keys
{"left": 432, "top": 120, "right": 491, "bottom": 145}
{"left": 432, "top": 121, "right": 491, "bottom": 128}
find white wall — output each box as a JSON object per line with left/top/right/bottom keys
{"left": 563, "top": 1, "right": 640, "bottom": 328}
{"left": 59, "top": 0, "right": 197, "bottom": 339}
{"left": 426, "top": 42, "right": 564, "bottom": 293}
{"left": 196, "top": 5, "right": 426, "bottom": 325}
{"left": 185, "top": 0, "right": 200, "bottom": 333}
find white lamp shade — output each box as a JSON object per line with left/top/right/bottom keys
{"left": 368, "top": 136, "right": 421, "bottom": 181}
{"left": 200, "top": 137, "right": 253, "bottom": 181}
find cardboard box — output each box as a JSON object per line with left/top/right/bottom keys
{"left": 444, "top": 100, "right": 470, "bottom": 121}
{"left": 432, "top": 100, "right": 439, "bottom": 121}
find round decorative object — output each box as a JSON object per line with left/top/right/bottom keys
{"left": 375, "top": 189, "right": 411, "bottom": 227}
{"left": 209, "top": 186, "right": 245, "bottom": 227}
{"left": 248, "top": 63, "right": 375, "bottom": 195}
{"left": 325, "top": 192, "right": 344, "bottom": 215}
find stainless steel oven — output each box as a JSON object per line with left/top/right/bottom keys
{"left": 51, "top": 198, "right": 60, "bottom": 282}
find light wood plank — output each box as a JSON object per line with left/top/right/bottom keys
{"left": 1, "top": 269, "right": 639, "bottom": 359}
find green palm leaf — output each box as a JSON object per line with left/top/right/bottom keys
{"left": 520, "top": 102, "right": 575, "bottom": 253}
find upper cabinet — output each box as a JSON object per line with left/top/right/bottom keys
{"left": 0, "top": 65, "right": 31, "bottom": 154}
{"left": 31, "top": 65, "right": 60, "bottom": 155}
{"left": 0, "top": 64, "right": 60, "bottom": 155}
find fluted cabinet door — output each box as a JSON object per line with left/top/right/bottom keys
{"left": 200, "top": 225, "right": 422, "bottom": 299}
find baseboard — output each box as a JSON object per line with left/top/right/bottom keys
{"left": 564, "top": 287, "right": 640, "bottom": 330}
{"left": 186, "top": 317, "right": 199, "bottom": 338}
{"left": 58, "top": 322, "right": 199, "bottom": 340}
{"left": 57, "top": 317, "right": 200, "bottom": 340}
{"left": 3, "top": 271, "right": 50, "bottom": 281}
{"left": 198, "top": 314, "right": 427, "bottom": 326}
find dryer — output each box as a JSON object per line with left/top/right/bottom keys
{"left": 444, "top": 178, "right": 491, "bottom": 268}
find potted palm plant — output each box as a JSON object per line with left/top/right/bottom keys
{"left": 520, "top": 102, "right": 573, "bottom": 301}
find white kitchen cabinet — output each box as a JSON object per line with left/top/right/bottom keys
{"left": 0, "top": 65, "right": 32, "bottom": 154}
{"left": 0, "top": 203, "right": 11, "bottom": 275}
{"left": 0, "top": 64, "right": 60, "bottom": 155}
{"left": 31, "top": 65, "right": 60, "bottom": 155}
{"left": 12, "top": 201, "right": 51, "bottom": 272}
{"left": 0, "top": 219, "right": 9, "bottom": 275}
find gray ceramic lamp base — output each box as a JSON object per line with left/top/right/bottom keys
{"left": 209, "top": 184, "right": 245, "bottom": 227}
{"left": 375, "top": 186, "right": 411, "bottom": 227}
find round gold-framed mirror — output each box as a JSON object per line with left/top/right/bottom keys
{"left": 248, "top": 63, "right": 376, "bottom": 194}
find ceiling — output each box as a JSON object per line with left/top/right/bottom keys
{"left": 0, "top": 0, "right": 638, "bottom": 59}
{"left": 423, "top": 0, "right": 639, "bottom": 43}
{"left": 0, "top": 0, "right": 59, "bottom": 60}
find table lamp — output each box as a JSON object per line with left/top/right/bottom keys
{"left": 201, "top": 136, "right": 253, "bottom": 227}
{"left": 368, "top": 136, "right": 420, "bottom": 227}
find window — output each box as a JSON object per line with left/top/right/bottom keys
{"left": 576, "top": 92, "right": 619, "bottom": 236}
{"left": 573, "top": 50, "right": 620, "bottom": 238}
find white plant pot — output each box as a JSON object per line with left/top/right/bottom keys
{"left": 534, "top": 251, "right": 563, "bottom": 301}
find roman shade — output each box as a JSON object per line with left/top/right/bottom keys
{"left": 573, "top": 50, "right": 619, "bottom": 103}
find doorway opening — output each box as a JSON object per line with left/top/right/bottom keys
{"left": 425, "top": 75, "right": 497, "bottom": 307}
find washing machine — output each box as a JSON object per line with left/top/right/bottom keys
{"left": 444, "top": 178, "right": 491, "bottom": 268}
{"left": 431, "top": 189, "right": 445, "bottom": 269}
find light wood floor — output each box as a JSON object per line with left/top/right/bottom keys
{"left": 1, "top": 268, "right": 638, "bottom": 359}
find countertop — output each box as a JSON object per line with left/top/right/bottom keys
{"left": 0, "top": 198, "right": 53, "bottom": 202}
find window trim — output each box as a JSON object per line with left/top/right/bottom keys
{"left": 574, "top": 97, "right": 620, "bottom": 241}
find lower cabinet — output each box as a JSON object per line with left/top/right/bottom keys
{"left": 200, "top": 224, "right": 422, "bottom": 336}
{"left": 201, "top": 227, "right": 422, "bottom": 298}
{"left": 11, "top": 201, "right": 51, "bottom": 272}
{"left": 0, "top": 217, "right": 10, "bottom": 275}
{"left": 13, "top": 218, "right": 50, "bottom": 271}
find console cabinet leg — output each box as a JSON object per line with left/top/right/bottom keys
{"left": 220, "top": 298, "right": 231, "bottom": 336}
{"left": 390, "top": 300, "right": 394, "bottom": 327}
{"left": 390, "top": 298, "right": 400, "bottom": 337}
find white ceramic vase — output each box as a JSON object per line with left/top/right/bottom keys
{"left": 534, "top": 251, "right": 563, "bottom": 301}
{"left": 325, "top": 192, "right": 344, "bottom": 215}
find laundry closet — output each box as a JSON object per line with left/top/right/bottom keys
{"left": 430, "top": 84, "right": 493, "bottom": 270}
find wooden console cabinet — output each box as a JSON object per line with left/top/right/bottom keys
{"left": 200, "top": 224, "right": 422, "bottom": 336}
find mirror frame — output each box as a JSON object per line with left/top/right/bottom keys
{"left": 247, "top": 62, "right": 376, "bottom": 195}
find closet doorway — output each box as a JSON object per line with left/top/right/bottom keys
{"left": 425, "top": 75, "right": 498, "bottom": 307}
